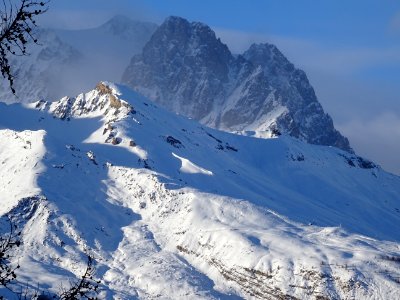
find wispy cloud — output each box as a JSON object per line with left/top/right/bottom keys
{"left": 39, "top": 9, "right": 112, "bottom": 29}
{"left": 38, "top": 0, "right": 158, "bottom": 30}
{"left": 214, "top": 28, "right": 313, "bottom": 55}
{"left": 337, "top": 113, "right": 400, "bottom": 175}
{"left": 215, "top": 28, "right": 400, "bottom": 75}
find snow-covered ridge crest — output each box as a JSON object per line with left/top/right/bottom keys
{"left": 32, "top": 82, "right": 134, "bottom": 120}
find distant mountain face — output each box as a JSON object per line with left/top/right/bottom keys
{"left": 0, "top": 82, "right": 399, "bottom": 299}
{"left": 0, "top": 16, "right": 157, "bottom": 103}
{"left": 122, "top": 16, "right": 351, "bottom": 152}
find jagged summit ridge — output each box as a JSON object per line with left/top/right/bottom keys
{"left": 34, "top": 82, "right": 134, "bottom": 120}
{"left": 122, "top": 16, "right": 351, "bottom": 152}
{"left": 125, "top": 16, "right": 233, "bottom": 121}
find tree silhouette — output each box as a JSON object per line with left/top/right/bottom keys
{"left": 59, "top": 256, "right": 100, "bottom": 300}
{"left": 0, "top": 0, "right": 49, "bottom": 93}
{"left": 0, "top": 218, "right": 21, "bottom": 297}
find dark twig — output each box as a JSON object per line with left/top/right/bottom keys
{"left": 0, "top": 0, "right": 49, "bottom": 93}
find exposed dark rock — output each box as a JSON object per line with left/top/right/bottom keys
{"left": 112, "top": 137, "right": 121, "bottom": 145}
{"left": 166, "top": 135, "right": 184, "bottom": 148}
{"left": 225, "top": 144, "right": 238, "bottom": 152}
{"left": 339, "top": 154, "right": 377, "bottom": 169}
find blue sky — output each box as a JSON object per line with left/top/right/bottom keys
{"left": 38, "top": 0, "right": 400, "bottom": 174}
{"left": 43, "top": 0, "right": 400, "bottom": 44}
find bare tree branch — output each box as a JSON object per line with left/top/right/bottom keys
{"left": 0, "top": 216, "right": 21, "bottom": 296}
{"left": 58, "top": 256, "right": 101, "bottom": 300}
{"left": 0, "top": 0, "right": 49, "bottom": 94}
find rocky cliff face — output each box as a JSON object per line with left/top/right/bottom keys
{"left": 123, "top": 16, "right": 233, "bottom": 121}
{"left": 122, "top": 16, "right": 351, "bottom": 151}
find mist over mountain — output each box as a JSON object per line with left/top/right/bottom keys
{"left": 0, "top": 29, "right": 83, "bottom": 103}
{"left": 122, "top": 16, "right": 351, "bottom": 152}
{"left": 55, "top": 15, "right": 157, "bottom": 86}
{"left": 0, "top": 15, "right": 157, "bottom": 103}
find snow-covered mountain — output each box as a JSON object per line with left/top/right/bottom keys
{"left": 1, "top": 82, "right": 399, "bottom": 299}
{"left": 122, "top": 16, "right": 351, "bottom": 152}
{"left": 0, "top": 16, "right": 157, "bottom": 104}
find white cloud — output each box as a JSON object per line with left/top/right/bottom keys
{"left": 214, "top": 28, "right": 400, "bottom": 75}
{"left": 308, "top": 71, "right": 400, "bottom": 121}
{"left": 337, "top": 113, "right": 400, "bottom": 175}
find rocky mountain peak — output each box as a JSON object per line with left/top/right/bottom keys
{"left": 159, "top": 16, "right": 222, "bottom": 40}
{"left": 245, "top": 43, "right": 289, "bottom": 65}
{"left": 143, "top": 16, "right": 232, "bottom": 66}
{"left": 123, "top": 16, "right": 351, "bottom": 152}
{"left": 123, "top": 16, "right": 235, "bottom": 120}
{"left": 246, "top": 44, "right": 307, "bottom": 88}
{"left": 162, "top": 15, "right": 190, "bottom": 29}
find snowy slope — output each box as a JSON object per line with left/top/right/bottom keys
{"left": 0, "top": 82, "right": 399, "bottom": 299}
